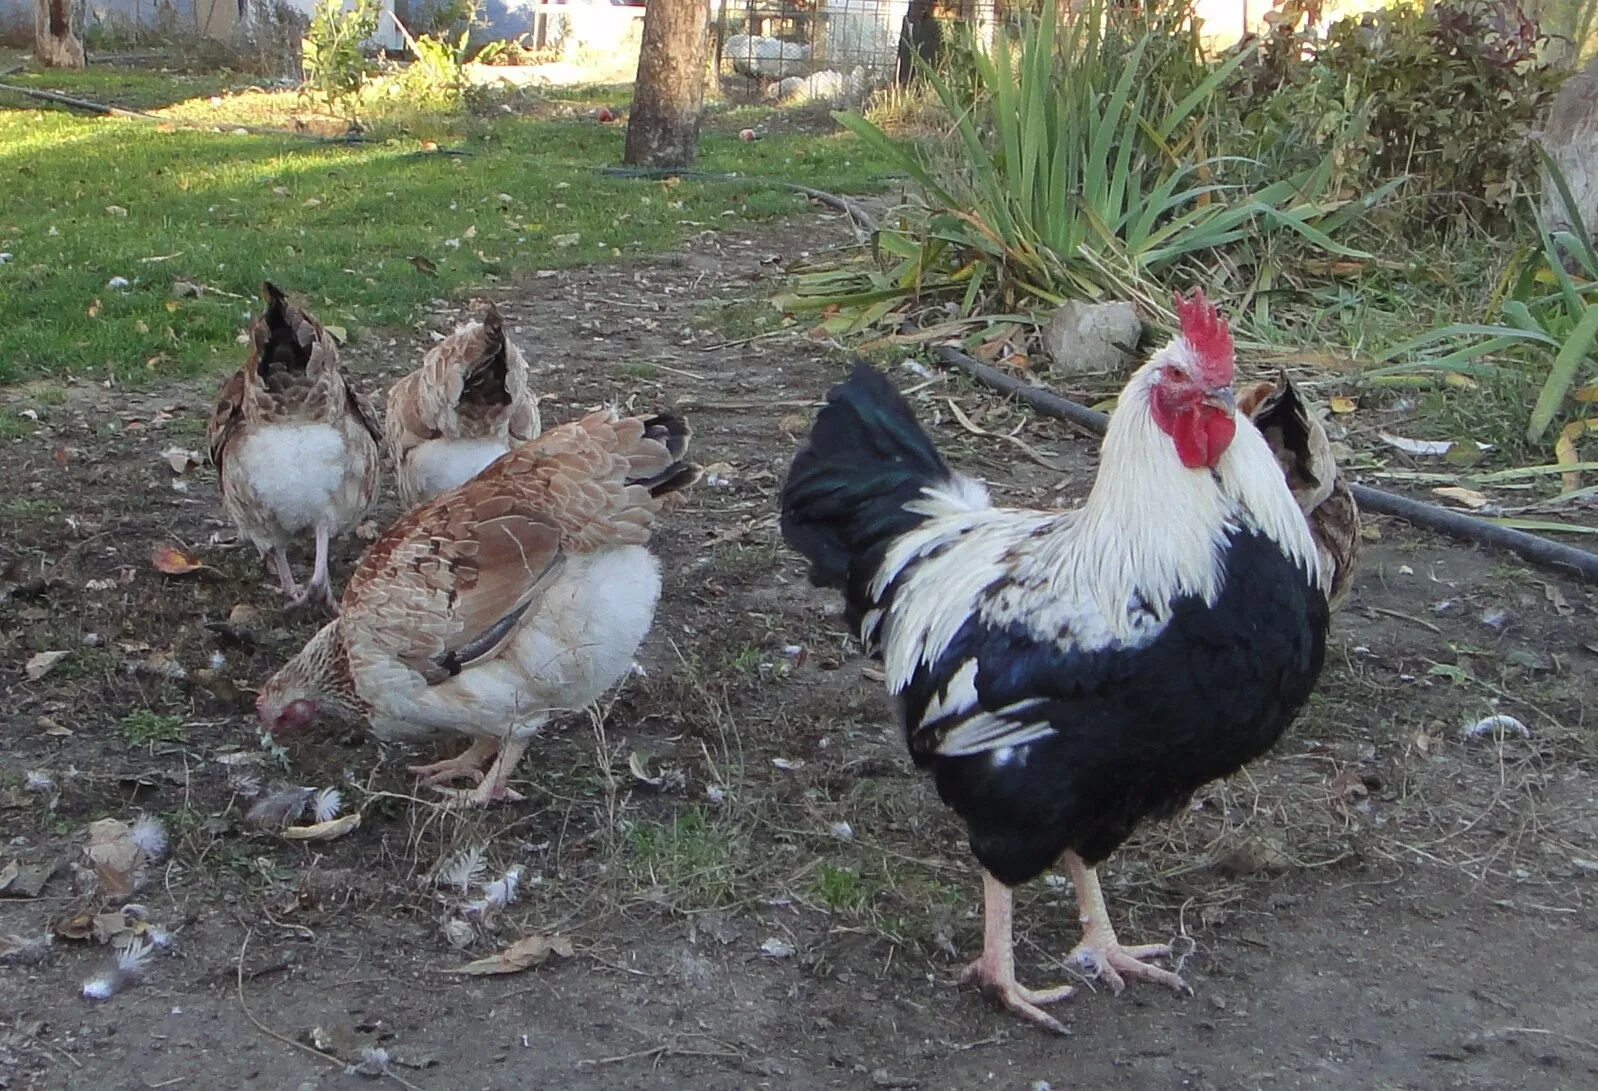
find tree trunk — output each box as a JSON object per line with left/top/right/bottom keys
{"left": 624, "top": 0, "right": 710, "bottom": 170}
{"left": 34, "top": 0, "right": 85, "bottom": 70}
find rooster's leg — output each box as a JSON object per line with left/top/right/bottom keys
{"left": 958, "top": 870, "right": 1074, "bottom": 1034}
{"left": 271, "top": 547, "right": 304, "bottom": 601}
{"left": 1064, "top": 852, "right": 1188, "bottom": 994}
{"left": 409, "top": 738, "right": 498, "bottom": 786}
{"left": 434, "top": 737, "right": 528, "bottom": 807}
{"left": 304, "top": 526, "right": 339, "bottom": 615}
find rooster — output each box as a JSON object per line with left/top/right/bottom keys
{"left": 780, "top": 293, "right": 1334, "bottom": 1033}
{"left": 384, "top": 304, "right": 541, "bottom": 508}
{"left": 208, "top": 283, "right": 381, "bottom": 612}
{"left": 255, "top": 409, "right": 698, "bottom": 807}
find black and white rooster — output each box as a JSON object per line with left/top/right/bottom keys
{"left": 780, "top": 293, "right": 1333, "bottom": 1033}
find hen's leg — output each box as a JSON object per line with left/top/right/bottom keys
{"left": 304, "top": 525, "right": 339, "bottom": 615}
{"left": 1064, "top": 852, "right": 1188, "bottom": 994}
{"left": 958, "top": 870, "right": 1074, "bottom": 1034}
{"left": 409, "top": 738, "right": 499, "bottom": 786}
{"left": 435, "top": 737, "right": 528, "bottom": 807}
{"left": 271, "top": 546, "right": 304, "bottom": 601}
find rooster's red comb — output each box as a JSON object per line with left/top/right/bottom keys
{"left": 1175, "top": 289, "right": 1234, "bottom": 381}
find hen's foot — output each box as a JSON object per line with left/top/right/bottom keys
{"left": 1067, "top": 930, "right": 1187, "bottom": 995}
{"left": 958, "top": 953, "right": 1073, "bottom": 1035}
{"left": 409, "top": 739, "right": 497, "bottom": 787}
{"left": 432, "top": 780, "right": 526, "bottom": 807}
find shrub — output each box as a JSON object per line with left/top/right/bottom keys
{"left": 302, "top": 0, "right": 383, "bottom": 116}
{"left": 1235, "top": 0, "right": 1564, "bottom": 229}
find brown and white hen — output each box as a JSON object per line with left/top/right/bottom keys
{"left": 208, "top": 283, "right": 381, "bottom": 612}
{"left": 384, "top": 303, "right": 540, "bottom": 508}
{"left": 255, "top": 408, "right": 698, "bottom": 806}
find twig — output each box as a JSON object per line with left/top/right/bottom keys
{"left": 235, "top": 931, "right": 427, "bottom": 1091}
{"left": 1367, "top": 606, "right": 1443, "bottom": 635}
{"left": 929, "top": 341, "right": 1598, "bottom": 585}
{"left": 0, "top": 64, "right": 23, "bottom": 79}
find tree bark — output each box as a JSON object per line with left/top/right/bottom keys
{"left": 34, "top": 0, "right": 85, "bottom": 70}
{"left": 624, "top": 0, "right": 710, "bottom": 170}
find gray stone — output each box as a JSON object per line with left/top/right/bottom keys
{"left": 1040, "top": 300, "right": 1143, "bottom": 377}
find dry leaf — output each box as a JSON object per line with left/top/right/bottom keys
{"left": 1572, "top": 383, "right": 1598, "bottom": 403}
{"left": 87, "top": 299, "right": 102, "bottom": 319}
{"left": 1329, "top": 396, "right": 1357, "bottom": 414}
{"left": 628, "top": 752, "right": 663, "bottom": 789}
{"left": 24, "top": 650, "right": 70, "bottom": 681}
{"left": 1431, "top": 485, "right": 1489, "bottom": 509}
{"left": 1556, "top": 420, "right": 1595, "bottom": 494}
{"left": 408, "top": 255, "right": 439, "bottom": 276}
{"left": 443, "top": 933, "right": 572, "bottom": 976}
{"left": 1327, "top": 769, "right": 1370, "bottom": 804}
{"left": 323, "top": 324, "right": 348, "bottom": 344}
{"left": 84, "top": 819, "right": 141, "bottom": 899}
{"left": 280, "top": 812, "right": 361, "bottom": 841}
{"left": 151, "top": 544, "right": 214, "bottom": 576}
{"left": 1544, "top": 582, "right": 1573, "bottom": 617}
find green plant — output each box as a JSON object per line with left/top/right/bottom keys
{"left": 1237, "top": 0, "right": 1563, "bottom": 229}
{"left": 390, "top": 18, "right": 474, "bottom": 113}
{"left": 787, "top": 0, "right": 1383, "bottom": 332}
{"left": 1375, "top": 154, "right": 1597, "bottom": 443}
{"left": 121, "top": 711, "right": 188, "bottom": 745}
{"left": 301, "top": 0, "right": 383, "bottom": 116}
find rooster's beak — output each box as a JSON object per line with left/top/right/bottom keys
{"left": 1203, "top": 388, "right": 1237, "bottom": 415}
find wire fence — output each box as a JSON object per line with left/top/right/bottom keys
{"left": 713, "top": 0, "right": 1001, "bottom": 102}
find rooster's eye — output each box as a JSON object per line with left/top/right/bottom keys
{"left": 1165, "top": 366, "right": 1190, "bottom": 383}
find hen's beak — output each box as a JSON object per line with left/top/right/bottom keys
{"left": 1203, "top": 387, "right": 1237, "bottom": 415}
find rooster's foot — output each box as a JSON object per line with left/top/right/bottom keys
{"left": 959, "top": 953, "right": 1073, "bottom": 1035}
{"left": 1067, "top": 930, "right": 1187, "bottom": 995}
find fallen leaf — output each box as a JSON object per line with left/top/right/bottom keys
{"left": 87, "top": 299, "right": 102, "bottom": 319}
{"left": 105, "top": 205, "right": 128, "bottom": 217}
{"left": 151, "top": 544, "right": 214, "bottom": 576}
{"left": 84, "top": 818, "right": 141, "bottom": 899}
{"left": 1557, "top": 420, "right": 1595, "bottom": 494}
{"left": 408, "top": 255, "right": 439, "bottom": 276}
{"left": 443, "top": 933, "right": 572, "bottom": 975}
{"left": 53, "top": 912, "right": 96, "bottom": 941}
{"left": 1431, "top": 485, "right": 1489, "bottom": 509}
{"left": 1544, "top": 582, "right": 1573, "bottom": 617}
{"left": 1326, "top": 768, "right": 1370, "bottom": 804}
{"left": 1329, "top": 396, "right": 1357, "bottom": 414}
{"left": 24, "top": 650, "right": 70, "bottom": 681}
{"left": 1379, "top": 433, "right": 1492, "bottom": 458}
{"left": 280, "top": 812, "right": 361, "bottom": 841}
{"left": 628, "top": 751, "right": 664, "bottom": 788}
{"left": 0, "top": 860, "right": 16, "bottom": 894}
{"left": 551, "top": 233, "right": 581, "bottom": 249}
{"left": 1573, "top": 383, "right": 1598, "bottom": 403}
{"left": 323, "top": 324, "right": 348, "bottom": 344}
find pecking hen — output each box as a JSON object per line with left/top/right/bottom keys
{"left": 255, "top": 409, "right": 698, "bottom": 807}
{"left": 384, "top": 303, "right": 541, "bottom": 508}
{"left": 780, "top": 293, "right": 1334, "bottom": 1033}
{"left": 208, "top": 283, "right": 381, "bottom": 612}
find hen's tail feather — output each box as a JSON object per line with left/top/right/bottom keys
{"left": 459, "top": 306, "right": 513, "bottom": 408}
{"left": 255, "top": 281, "right": 312, "bottom": 377}
{"left": 631, "top": 412, "right": 700, "bottom": 498}
{"left": 781, "top": 362, "right": 954, "bottom": 592}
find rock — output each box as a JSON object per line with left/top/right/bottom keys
{"left": 1040, "top": 300, "right": 1143, "bottom": 377}
{"left": 1539, "top": 56, "right": 1598, "bottom": 254}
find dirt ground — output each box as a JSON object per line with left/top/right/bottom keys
{"left": 3, "top": 207, "right": 1597, "bottom": 1091}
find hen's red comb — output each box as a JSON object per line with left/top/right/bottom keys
{"left": 1175, "top": 289, "right": 1234, "bottom": 379}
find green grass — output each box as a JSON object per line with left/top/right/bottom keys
{"left": 3, "top": 497, "right": 61, "bottom": 518}
{"left": 623, "top": 807, "right": 751, "bottom": 908}
{"left": 119, "top": 710, "right": 188, "bottom": 745}
{"left": 0, "top": 72, "right": 890, "bottom": 384}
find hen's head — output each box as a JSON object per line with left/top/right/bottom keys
{"left": 255, "top": 622, "right": 352, "bottom": 739}
{"left": 1147, "top": 290, "right": 1238, "bottom": 470}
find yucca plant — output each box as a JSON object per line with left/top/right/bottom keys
{"left": 1373, "top": 152, "right": 1598, "bottom": 443}
{"left": 782, "top": 0, "right": 1384, "bottom": 332}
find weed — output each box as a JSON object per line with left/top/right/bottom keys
{"left": 0, "top": 412, "right": 37, "bottom": 439}
{"left": 301, "top": 0, "right": 382, "bottom": 118}
{"left": 623, "top": 807, "right": 750, "bottom": 909}
{"left": 619, "top": 362, "right": 661, "bottom": 381}
{"left": 120, "top": 711, "right": 188, "bottom": 745}
{"left": 2, "top": 498, "right": 60, "bottom": 519}
{"left": 811, "top": 863, "right": 874, "bottom": 913}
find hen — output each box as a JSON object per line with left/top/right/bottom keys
{"left": 255, "top": 409, "right": 698, "bottom": 807}
{"left": 208, "top": 283, "right": 381, "bottom": 611}
{"left": 1238, "top": 371, "right": 1359, "bottom": 606}
{"left": 384, "top": 304, "right": 541, "bottom": 508}
{"left": 781, "top": 293, "right": 1335, "bottom": 1033}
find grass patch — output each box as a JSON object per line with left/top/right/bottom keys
{"left": 0, "top": 77, "right": 890, "bottom": 385}
{"left": 120, "top": 710, "right": 188, "bottom": 745}
{"left": 0, "top": 411, "right": 37, "bottom": 439}
{"left": 622, "top": 807, "right": 752, "bottom": 909}
{"left": 3, "top": 498, "right": 61, "bottom": 518}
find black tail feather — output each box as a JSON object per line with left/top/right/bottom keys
{"left": 255, "top": 281, "right": 311, "bottom": 377}
{"left": 459, "top": 305, "right": 512, "bottom": 408}
{"left": 780, "top": 362, "right": 951, "bottom": 591}
{"left": 633, "top": 412, "right": 699, "bottom": 498}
